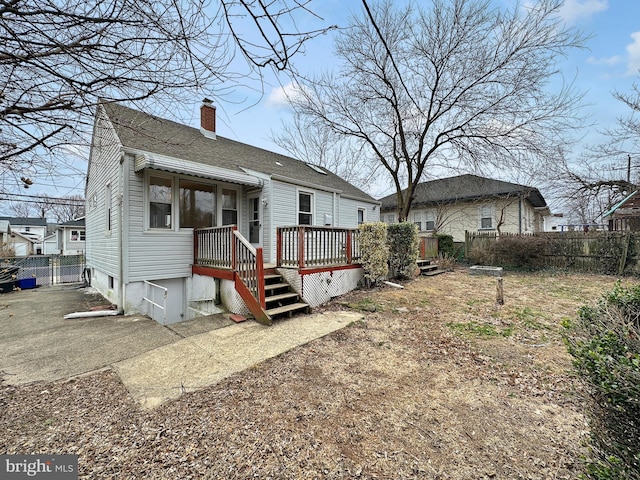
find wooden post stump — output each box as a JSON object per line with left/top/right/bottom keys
{"left": 496, "top": 277, "right": 504, "bottom": 305}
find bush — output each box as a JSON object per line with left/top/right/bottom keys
{"left": 468, "top": 234, "right": 548, "bottom": 269}
{"left": 434, "top": 233, "right": 454, "bottom": 257}
{"left": 563, "top": 282, "right": 640, "bottom": 479}
{"left": 387, "top": 222, "right": 419, "bottom": 279}
{"left": 358, "top": 222, "right": 389, "bottom": 286}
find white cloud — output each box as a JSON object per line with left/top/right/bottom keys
{"left": 266, "top": 82, "right": 305, "bottom": 108}
{"left": 626, "top": 31, "right": 640, "bottom": 76}
{"left": 587, "top": 55, "right": 622, "bottom": 66}
{"left": 557, "top": 0, "right": 608, "bottom": 25}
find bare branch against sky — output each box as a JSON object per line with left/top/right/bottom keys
{"left": 290, "top": 0, "right": 588, "bottom": 221}
{"left": 0, "top": 0, "right": 333, "bottom": 193}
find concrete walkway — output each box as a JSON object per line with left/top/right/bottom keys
{"left": 114, "top": 312, "right": 360, "bottom": 409}
{"left": 1, "top": 284, "right": 362, "bottom": 409}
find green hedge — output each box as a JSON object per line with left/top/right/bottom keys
{"left": 387, "top": 222, "right": 419, "bottom": 279}
{"left": 358, "top": 222, "right": 389, "bottom": 286}
{"left": 563, "top": 283, "right": 640, "bottom": 479}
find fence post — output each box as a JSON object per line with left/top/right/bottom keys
{"left": 619, "top": 232, "right": 631, "bottom": 275}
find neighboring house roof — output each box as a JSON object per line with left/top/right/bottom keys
{"left": 100, "top": 102, "right": 376, "bottom": 203}
{"left": 0, "top": 217, "right": 48, "bottom": 227}
{"left": 10, "top": 231, "right": 37, "bottom": 244}
{"left": 601, "top": 191, "right": 638, "bottom": 218}
{"left": 378, "top": 174, "right": 548, "bottom": 210}
{"left": 58, "top": 217, "right": 85, "bottom": 228}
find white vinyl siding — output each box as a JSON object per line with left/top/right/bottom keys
{"left": 128, "top": 166, "right": 192, "bottom": 281}
{"left": 85, "top": 105, "right": 123, "bottom": 280}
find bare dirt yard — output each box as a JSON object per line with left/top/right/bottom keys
{"left": 0, "top": 269, "right": 632, "bottom": 479}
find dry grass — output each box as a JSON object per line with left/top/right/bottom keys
{"left": 0, "top": 268, "right": 631, "bottom": 479}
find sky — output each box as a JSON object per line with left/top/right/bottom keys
{"left": 4, "top": 0, "right": 640, "bottom": 214}
{"left": 211, "top": 0, "right": 640, "bottom": 198}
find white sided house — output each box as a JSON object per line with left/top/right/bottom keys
{"left": 379, "top": 174, "right": 550, "bottom": 242}
{"left": 85, "top": 101, "right": 379, "bottom": 325}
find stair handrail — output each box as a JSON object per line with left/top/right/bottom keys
{"left": 232, "top": 230, "right": 269, "bottom": 325}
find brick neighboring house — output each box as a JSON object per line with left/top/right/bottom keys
{"left": 379, "top": 174, "right": 550, "bottom": 242}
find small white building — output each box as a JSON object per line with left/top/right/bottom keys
{"left": 0, "top": 217, "right": 47, "bottom": 255}
{"left": 56, "top": 218, "right": 86, "bottom": 255}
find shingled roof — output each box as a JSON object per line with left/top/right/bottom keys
{"left": 379, "top": 174, "right": 547, "bottom": 210}
{"left": 100, "top": 102, "right": 375, "bottom": 203}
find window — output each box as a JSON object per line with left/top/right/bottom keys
{"left": 357, "top": 208, "right": 365, "bottom": 225}
{"left": 412, "top": 211, "right": 422, "bottom": 231}
{"left": 70, "top": 230, "right": 85, "bottom": 241}
{"left": 480, "top": 205, "right": 493, "bottom": 229}
{"left": 249, "top": 197, "right": 260, "bottom": 243}
{"left": 298, "top": 191, "right": 313, "bottom": 225}
{"left": 425, "top": 211, "right": 435, "bottom": 231}
{"left": 149, "top": 176, "right": 173, "bottom": 228}
{"left": 179, "top": 180, "right": 215, "bottom": 228}
{"left": 221, "top": 189, "right": 238, "bottom": 225}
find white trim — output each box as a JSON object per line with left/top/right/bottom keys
{"left": 133, "top": 151, "right": 262, "bottom": 187}
{"left": 297, "top": 188, "right": 315, "bottom": 226}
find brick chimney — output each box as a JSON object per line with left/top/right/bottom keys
{"left": 200, "top": 98, "right": 216, "bottom": 139}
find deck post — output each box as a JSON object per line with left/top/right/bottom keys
{"left": 298, "top": 226, "right": 305, "bottom": 269}
{"left": 231, "top": 225, "right": 238, "bottom": 270}
{"left": 346, "top": 230, "right": 353, "bottom": 264}
{"left": 256, "top": 248, "right": 266, "bottom": 308}
{"left": 193, "top": 230, "right": 199, "bottom": 265}
{"left": 276, "top": 228, "right": 282, "bottom": 267}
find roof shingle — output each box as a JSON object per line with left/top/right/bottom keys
{"left": 101, "top": 102, "right": 375, "bottom": 203}
{"left": 378, "top": 174, "right": 547, "bottom": 210}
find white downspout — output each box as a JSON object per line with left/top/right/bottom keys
{"left": 117, "top": 152, "right": 125, "bottom": 315}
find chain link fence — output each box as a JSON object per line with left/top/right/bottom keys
{"left": 0, "top": 255, "right": 86, "bottom": 288}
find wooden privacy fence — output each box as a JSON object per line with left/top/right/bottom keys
{"left": 465, "top": 230, "right": 640, "bottom": 275}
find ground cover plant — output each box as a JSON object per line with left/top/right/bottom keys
{"left": 0, "top": 270, "right": 630, "bottom": 479}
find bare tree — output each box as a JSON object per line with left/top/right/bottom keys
{"left": 7, "top": 201, "right": 34, "bottom": 218}
{"left": 270, "top": 112, "right": 380, "bottom": 193}
{"left": 48, "top": 195, "right": 85, "bottom": 223}
{"left": 552, "top": 78, "right": 640, "bottom": 222}
{"left": 1, "top": 0, "right": 333, "bottom": 191}
{"left": 291, "top": 0, "right": 586, "bottom": 221}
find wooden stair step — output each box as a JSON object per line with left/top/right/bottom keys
{"left": 263, "top": 282, "right": 290, "bottom": 291}
{"left": 419, "top": 264, "right": 438, "bottom": 273}
{"left": 422, "top": 268, "right": 447, "bottom": 276}
{"left": 264, "top": 274, "right": 282, "bottom": 282}
{"left": 266, "top": 302, "right": 310, "bottom": 317}
{"left": 265, "top": 292, "right": 300, "bottom": 303}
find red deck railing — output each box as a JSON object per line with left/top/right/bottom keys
{"left": 276, "top": 225, "right": 361, "bottom": 269}
{"left": 193, "top": 225, "right": 269, "bottom": 324}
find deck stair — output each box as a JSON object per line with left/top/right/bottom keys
{"left": 263, "top": 271, "right": 310, "bottom": 318}
{"left": 417, "top": 259, "right": 447, "bottom": 277}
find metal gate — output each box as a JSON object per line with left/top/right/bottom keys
{"left": 1, "top": 255, "right": 85, "bottom": 286}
